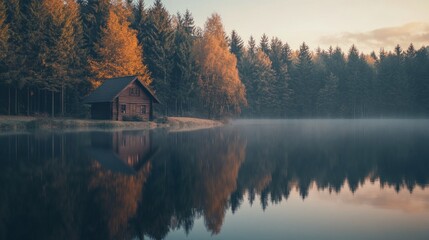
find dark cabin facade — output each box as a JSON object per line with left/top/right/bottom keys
{"left": 84, "top": 76, "right": 160, "bottom": 121}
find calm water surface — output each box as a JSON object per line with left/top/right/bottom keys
{"left": 1, "top": 119, "right": 429, "bottom": 240}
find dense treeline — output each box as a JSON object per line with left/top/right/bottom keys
{"left": 233, "top": 36, "right": 429, "bottom": 118}
{"left": 0, "top": 0, "right": 428, "bottom": 118}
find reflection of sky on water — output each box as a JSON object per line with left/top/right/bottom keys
{"left": 168, "top": 179, "right": 429, "bottom": 240}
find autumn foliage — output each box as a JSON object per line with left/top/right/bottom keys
{"left": 194, "top": 14, "right": 247, "bottom": 118}
{"left": 89, "top": 4, "right": 151, "bottom": 88}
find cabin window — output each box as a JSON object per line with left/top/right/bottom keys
{"left": 141, "top": 105, "right": 147, "bottom": 114}
{"left": 129, "top": 87, "right": 140, "bottom": 96}
{"left": 121, "top": 104, "right": 126, "bottom": 114}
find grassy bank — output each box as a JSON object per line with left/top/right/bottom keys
{"left": 0, "top": 116, "right": 222, "bottom": 132}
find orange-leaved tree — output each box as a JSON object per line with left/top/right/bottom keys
{"left": 89, "top": 2, "right": 151, "bottom": 88}
{"left": 193, "top": 13, "right": 247, "bottom": 118}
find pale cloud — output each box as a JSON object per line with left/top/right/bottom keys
{"left": 317, "top": 179, "right": 429, "bottom": 214}
{"left": 319, "top": 22, "right": 429, "bottom": 53}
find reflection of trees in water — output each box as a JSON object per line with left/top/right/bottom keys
{"left": 194, "top": 130, "right": 246, "bottom": 234}
{"left": 0, "top": 131, "right": 154, "bottom": 240}
{"left": 135, "top": 128, "right": 247, "bottom": 239}
{"left": 88, "top": 161, "right": 151, "bottom": 239}
{"left": 0, "top": 133, "right": 91, "bottom": 240}
{"left": 1, "top": 122, "right": 429, "bottom": 239}
{"left": 231, "top": 122, "right": 429, "bottom": 212}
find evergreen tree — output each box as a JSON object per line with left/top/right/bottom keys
{"left": 247, "top": 36, "right": 256, "bottom": 56}
{"left": 229, "top": 30, "right": 244, "bottom": 62}
{"left": 144, "top": 0, "right": 174, "bottom": 114}
{"left": 344, "top": 45, "right": 360, "bottom": 117}
{"left": 78, "top": 0, "right": 110, "bottom": 59}
{"left": 269, "top": 37, "right": 291, "bottom": 116}
{"left": 290, "top": 42, "right": 317, "bottom": 116}
{"left": 376, "top": 45, "right": 409, "bottom": 116}
{"left": 0, "top": 0, "right": 9, "bottom": 114}
{"left": 240, "top": 49, "right": 276, "bottom": 116}
{"left": 317, "top": 73, "right": 339, "bottom": 116}
{"left": 259, "top": 33, "right": 269, "bottom": 55}
{"left": 170, "top": 10, "right": 197, "bottom": 115}
{"left": 411, "top": 47, "right": 429, "bottom": 115}
{"left": 194, "top": 13, "right": 246, "bottom": 118}
{"left": 89, "top": 3, "right": 151, "bottom": 86}
{"left": 39, "top": 0, "right": 87, "bottom": 116}
{"left": 281, "top": 42, "right": 293, "bottom": 71}
{"left": 131, "top": 0, "right": 148, "bottom": 45}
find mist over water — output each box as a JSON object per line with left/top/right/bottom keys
{"left": 1, "top": 119, "right": 429, "bottom": 240}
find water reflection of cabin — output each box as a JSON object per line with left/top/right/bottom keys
{"left": 89, "top": 131, "right": 157, "bottom": 175}
{"left": 84, "top": 76, "right": 160, "bottom": 121}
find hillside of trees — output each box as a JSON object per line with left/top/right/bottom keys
{"left": 0, "top": 0, "right": 428, "bottom": 119}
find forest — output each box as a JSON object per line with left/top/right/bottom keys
{"left": 0, "top": 0, "right": 428, "bottom": 119}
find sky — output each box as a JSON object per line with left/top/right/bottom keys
{"left": 145, "top": 0, "right": 429, "bottom": 54}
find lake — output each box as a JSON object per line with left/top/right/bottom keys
{"left": 1, "top": 119, "right": 429, "bottom": 240}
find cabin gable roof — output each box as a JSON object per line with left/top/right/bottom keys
{"left": 83, "top": 76, "right": 160, "bottom": 104}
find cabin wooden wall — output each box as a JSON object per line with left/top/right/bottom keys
{"left": 115, "top": 81, "right": 152, "bottom": 121}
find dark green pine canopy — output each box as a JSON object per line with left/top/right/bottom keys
{"left": 83, "top": 76, "right": 160, "bottom": 104}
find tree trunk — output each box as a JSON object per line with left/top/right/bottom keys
{"left": 51, "top": 133, "right": 55, "bottom": 161}
{"left": 37, "top": 89, "right": 40, "bottom": 113}
{"left": 44, "top": 90, "right": 48, "bottom": 114}
{"left": 51, "top": 91, "right": 55, "bottom": 118}
{"left": 8, "top": 86, "right": 10, "bottom": 115}
{"left": 61, "top": 84, "right": 64, "bottom": 116}
{"left": 27, "top": 87, "right": 30, "bottom": 116}
{"left": 14, "top": 87, "right": 18, "bottom": 115}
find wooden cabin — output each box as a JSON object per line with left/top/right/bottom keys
{"left": 84, "top": 76, "right": 160, "bottom": 121}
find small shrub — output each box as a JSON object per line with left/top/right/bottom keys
{"left": 122, "top": 115, "right": 145, "bottom": 122}
{"left": 154, "top": 116, "right": 168, "bottom": 124}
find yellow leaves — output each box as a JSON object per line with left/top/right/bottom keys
{"left": 256, "top": 50, "right": 273, "bottom": 68}
{"left": 89, "top": 7, "right": 151, "bottom": 87}
{"left": 42, "top": 0, "right": 65, "bottom": 25}
{"left": 194, "top": 14, "right": 247, "bottom": 117}
{"left": 0, "top": 0, "right": 8, "bottom": 60}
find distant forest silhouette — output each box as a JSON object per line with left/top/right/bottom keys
{"left": 1, "top": 122, "right": 428, "bottom": 239}
{"left": 0, "top": 0, "right": 428, "bottom": 118}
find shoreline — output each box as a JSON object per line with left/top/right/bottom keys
{"left": 0, "top": 116, "right": 223, "bottom": 133}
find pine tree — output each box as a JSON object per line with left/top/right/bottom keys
{"left": 344, "top": 45, "right": 360, "bottom": 117}
{"left": 290, "top": 42, "right": 317, "bottom": 116}
{"left": 240, "top": 49, "right": 276, "bottom": 116}
{"left": 79, "top": 0, "right": 110, "bottom": 59}
{"left": 89, "top": 3, "right": 151, "bottom": 86}
{"left": 405, "top": 44, "right": 418, "bottom": 112}
{"left": 411, "top": 47, "right": 429, "bottom": 115}
{"left": 229, "top": 30, "right": 244, "bottom": 62}
{"left": 317, "top": 73, "right": 339, "bottom": 116}
{"left": 144, "top": 0, "right": 174, "bottom": 114}
{"left": 259, "top": 33, "right": 269, "bottom": 55}
{"left": 194, "top": 13, "right": 246, "bottom": 118}
{"left": 131, "top": 0, "right": 148, "bottom": 45}
{"left": 19, "top": 0, "right": 47, "bottom": 115}
{"left": 0, "top": 0, "right": 9, "bottom": 114}
{"left": 247, "top": 36, "right": 256, "bottom": 56}
{"left": 36, "top": 0, "right": 87, "bottom": 116}
{"left": 376, "top": 45, "right": 410, "bottom": 116}
{"left": 170, "top": 10, "right": 197, "bottom": 115}
{"left": 269, "top": 37, "right": 291, "bottom": 116}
